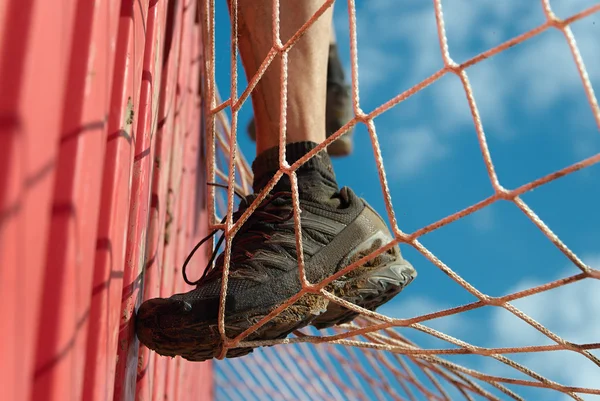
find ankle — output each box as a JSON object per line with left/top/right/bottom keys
{"left": 252, "top": 141, "right": 339, "bottom": 194}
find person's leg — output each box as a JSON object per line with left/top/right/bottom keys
{"left": 245, "top": 16, "right": 354, "bottom": 156}
{"left": 237, "top": 0, "right": 331, "bottom": 153}
{"left": 329, "top": 21, "right": 336, "bottom": 45}
{"left": 135, "top": 0, "right": 415, "bottom": 362}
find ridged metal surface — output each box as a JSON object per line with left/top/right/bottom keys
{"left": 0, "top": 0, "right": 213, "bottom": 400}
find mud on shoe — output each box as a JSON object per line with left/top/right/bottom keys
{"left": 310, "top": 201, "right": 416, "bottom": 329}
{"left": 135, "top": 190, "right": 331, "bottom": 362}
{"left": 136, "top": 187, "right": 415, "bottom": 361}
{"left": 136, "top": 144, "right": 415, "bottom": 361}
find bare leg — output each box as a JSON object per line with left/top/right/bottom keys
{"left": 234, "top": 0, "right": 333, "bottom": 155}
{"left": 329, "top": 19, "right": 336, "bottom": 45}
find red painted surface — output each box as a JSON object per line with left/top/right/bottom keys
{"left": 0, "top": 0, "right": 214, "bottom": 400}
{"left": 111, "top": 0, "right": 153, "bottom": 398}
{"left": 1, "top": 0, "right": 79, "bottom": 399}
{"left": 84, "top": 0, "right": 140, "bottom": 395}
{"left": 32, "top": 0, "right": 121, "bottom": 397}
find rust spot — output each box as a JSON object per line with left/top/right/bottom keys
{"left": 164, "top": 189, "right": 175, "bottom": 244}
{"left": 125, "top": 97, "right": 135, "bottom": 126}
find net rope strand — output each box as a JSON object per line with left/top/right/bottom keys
{"left": 199, "top": 0, "right": 600, "bottom": 399}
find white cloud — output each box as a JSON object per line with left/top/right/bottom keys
{"left": 430, "top": 73, "right": 479, "bottom": 134}
{"left": 354, "top": 46, "right": 403, "bottom": 89}
{"left": 366, "top": 252, "right": 600, "bottom": 399}
{"left": 442, "top": 0, "right": 542, "bottom": 57}
{"left": 335, "top": 0, "right": 599, "bottom": 167}
{"left": 471, "top": 206, "right": 495, "bottom": 232}
{"left": 386, "top": 128, "right": 450, "bottom": 180}
{"left": 444, "top": 1, "right": 600, "bottom": 142}
{"left": 334, "top": 1, "right": 442, "bottom": 98}
{"left": 484, "top": 254, "right": 600, "bottom": 399}
{"left": 491, "top": 254, "right": 600, "bottom": 345}
{"left": 550, "top": 0, "right": 600, "bottom": 19}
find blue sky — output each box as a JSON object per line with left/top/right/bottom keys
{"left": 209, "top": 1, "right": 600, "bottom": 400}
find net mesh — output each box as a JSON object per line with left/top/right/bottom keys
{"left": 198, "top": 0, "right": 600, "bottom": 399}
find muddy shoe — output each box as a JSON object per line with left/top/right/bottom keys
{"left": 247, "top": 44, "right": 354, "bottom": 156}
{"left": 136, "top": 143, "right": 414, "bottom": 361}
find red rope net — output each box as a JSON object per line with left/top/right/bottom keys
{"left": 199, "top": 0, "right": 600, "bottom": 399}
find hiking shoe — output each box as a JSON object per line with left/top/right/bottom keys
{"left": 136, "top": 148, "right": 415, "bottom": 362}
{"left": 247, "top": 44, "right": 354, "bottom": 156}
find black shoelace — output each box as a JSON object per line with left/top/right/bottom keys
{"left": 181, "top": 183, "right": 294, "bottom": 286}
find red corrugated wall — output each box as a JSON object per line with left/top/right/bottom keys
{"left": 0, "top": 0, "right": 214, "bottom": 400}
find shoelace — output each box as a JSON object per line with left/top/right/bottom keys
{"left": 181, "top": 183, "right": 294, "bottom": 286}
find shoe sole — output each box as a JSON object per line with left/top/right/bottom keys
{"left": 136, "top": 232, "right": 414, "bottom": 361}
{"left": 312, "top": 230, "right": 416, "bottom": 329}
{"left": 136, "top": 292, "right": 329, "bottom": 362}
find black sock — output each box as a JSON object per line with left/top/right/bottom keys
{"left": 252, "top": 141, "right": 339, "bottom": 196}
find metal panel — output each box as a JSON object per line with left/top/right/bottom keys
{"left": 1, "top": 0, "right": 214, "bottom": 399}
{"left": 83, "top": 0, "right": 148, "bottom": 400}
{"left": 29, "top": 0, "right": 120, "bottom": 400}
{"left": 110, "top": 0, "right": 164, "bottom": 399}
{"left": 0, "top": 0, "right": 78, "bottom": 400}
{"left": 83, "top": 5, "right": 134, "bottom": 401}
{"left": 144, "top": 0, "right": 185, "bottom": 400}
{"left": 133, "top": 1, "right": 170, "bottom": 400}
{"left": 163, "top": 25, "right": 193, "bottom": 401}
{"left": 156, "top": 0, "right": 200, "bottom": 399}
